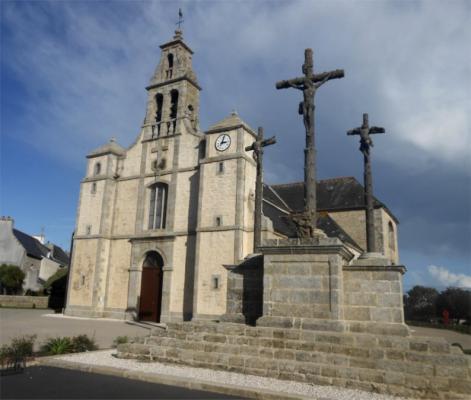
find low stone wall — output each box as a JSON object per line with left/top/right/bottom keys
{"left": 118, "top": 321, "right": 471, "bottom": 399}
{"left": 0, "top": 295, "right": 49, "bottom": 309}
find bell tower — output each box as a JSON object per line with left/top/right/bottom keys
{"left": 143, "top": 29, "right": 201, "bottom": 139}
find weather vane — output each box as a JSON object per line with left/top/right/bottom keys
{"left": 176, "top": 8, "right": 184, "bottom": 30}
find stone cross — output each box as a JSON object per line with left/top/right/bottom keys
{"left": 245, "top": 127, "right": 276, "bottom": 252}
{"left": 276, "top": 49, "right": 344, "bottom": 237}
{"left": 347, "top": 113, "right": 385, "bottom": 253}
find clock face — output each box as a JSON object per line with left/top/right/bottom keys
{"left": 215, "top": 134, "right": 231, "bottom": 152}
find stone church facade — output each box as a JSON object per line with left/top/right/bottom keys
{"left": 65, "top": 30, "right": 399, "bottom": 322}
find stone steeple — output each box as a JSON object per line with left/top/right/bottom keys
{"left": 143, "top": 29, "right": 201, "bottom": 137}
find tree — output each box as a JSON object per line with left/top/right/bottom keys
{"left": 436, "top": 287, "right": 471, "bottom": 324}
{"left": 0, "top": 264, "right": 25, "bottom": 295}
{"left": 404, "top": 285, "right": 439, "bottom": 321}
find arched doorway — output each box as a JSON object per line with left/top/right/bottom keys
{"left": 138, "top": 251, "right": 164, "bottom": 322}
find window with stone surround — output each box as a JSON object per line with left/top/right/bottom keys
{"left": 91, "top": 182, "right": 97, "bottom": 194}
{"left": 217, "top": 161, "right": 224, "bottom": 174}
{"left": 148, "top": 183, "right": 168, "bottom": 230}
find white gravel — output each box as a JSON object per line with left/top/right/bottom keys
{"left": 56, "top": 350, "right": 409, "bottom": 400}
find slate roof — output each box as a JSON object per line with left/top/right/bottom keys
{"left": 50, "top": 245, "right": 70, "bottom": 266}
{"left": 12, "top": 229, "right": 70, "bottom": 265}
{"left": 269, "top": 177, "right": 397, "bottom": 222}
{"left": 206, "top": 112, "right": 256, "bottom": 135}
{"left": 13, "top": 229, "right": 50, "bottom": 260}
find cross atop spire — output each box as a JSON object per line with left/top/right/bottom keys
{"left": 176, "top": 8, "right": 184, "bottom": 30}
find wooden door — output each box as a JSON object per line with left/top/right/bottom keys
{"left": 138, "top": 261, "right": 163, "bottom": 322}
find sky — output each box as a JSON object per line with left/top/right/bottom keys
{"left": 1, "top": 0, "right": 470, "bottom": 290}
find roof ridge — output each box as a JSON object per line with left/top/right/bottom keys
{"left": 271, "top": 177, "right": 358, "bottom": 188}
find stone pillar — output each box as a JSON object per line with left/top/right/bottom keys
{"left": 220, "top": 265, "right": 246, "bottom": 324}
{"left": 159, "top": 266, "right": 173, "bottom": 323}
{"left": 125, "top": 266, "right": 141, "bottom": 321}
{"left": 257, "top": 237, "right": 353, "bottom": 332}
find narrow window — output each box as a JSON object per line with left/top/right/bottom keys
{"left": 215, "top": 216, "right": 222, "bottom": 227}
{"left": 91, "top": 182, "right": 97, "bottom": 194}
{"left": 148, "top": 183, "right": 168, "bottom": 229}
{"left": 86, "top": 225, "right": 92, "bottom": 235}
{"left": 167, "top": 53, "right": 174, "bottom": 79}
{"left": 155, "top": 93, "right": 164, "bottom": 137}
{"left": 212, "top": 275, "right": 220, "bottom": 290}
{"left": 81, "top": 275, "right": 86, "bottom": 286}
{"left": 169, "top": 89, "right": 179, "bottom": 134}
{"left": 94, "top": 162, "right": 101, "bottom": 176}
{"left": 388, "top": 222, "right": 395, "bottom": 252}
{"left": 218, "top": 162, "right": 224, "bottom": 174}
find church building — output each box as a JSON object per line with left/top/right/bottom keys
{"left": 65, "top": 30, "right": 399, "bottom": 322}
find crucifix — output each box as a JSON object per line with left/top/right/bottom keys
{"left": 245, "top": 127, "right": 276, "bottom": 252}
{"left": 347, "top": 113, "right": 385, "bottom": 253}
{"left": 276, "top": 49, "right": 344, "bottom": 237}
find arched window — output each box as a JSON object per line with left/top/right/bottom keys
{"left": 94, "top": 162, "right": 101, "bottom": 175}
{"left": 388, "top": 222, "right": 395, "bottom": 252}
{"left": 155, "top": 93, "right": 164, "bottom": 137}
{"left": 148, "top": 183, "right": 168, "bottom": 230}
{"left": 155, "top": 94, "right": 163, "bottom": 123}
{"left": 169, "top": 89, "right": 179, "bottom": 134}
{"left": 170, "top": 89, "right": 179, "bottom": 119}
{"left": 166, "top": 53, "right": 174, "bottom": 79}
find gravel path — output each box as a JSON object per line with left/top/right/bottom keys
{"left": 56, "top": 350, "right": 409, "bottom": 400}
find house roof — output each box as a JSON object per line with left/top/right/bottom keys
{"left": 206, "top": 111, "right": 256, "bottom": 136}
{"left": 50, "top": 244, "right": 70, "bottom": 266}
{"left": 269, "top": 177, "right": 398, "bottom": 223}
{"left": 12, "top": 229, "right": 70, "bottom": 265}
{"left": 13, "top": 229, "right": 49, "bottom": 260}
{"left": 87, "top": 138, "right": 125, "bottom": 158}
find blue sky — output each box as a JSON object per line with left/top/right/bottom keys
{"left": 1, "top": 0, "right": 470, "bottom": 290}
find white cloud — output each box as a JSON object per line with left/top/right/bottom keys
{"left": 428, "top": 265, "right": 471, "bottom": 288}
{"left": 2, "top": 0, "right": 470, "bottom": 174}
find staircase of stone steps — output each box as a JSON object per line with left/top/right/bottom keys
{"left": 117, "top": 322, "right": 471, "bottom": 399}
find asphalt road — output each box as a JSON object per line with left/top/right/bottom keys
{"left": 0, "top": 366, "right": 246, "bottom": 399}
{"left": 0, "top": 309, "right": 150, "bottom": 349}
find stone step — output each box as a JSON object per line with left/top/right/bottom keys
{"left": 118, "top": 340, "right": 469, "bottom": 399}
{"left": 118, "top": 323, "right": 471, "bottom": 399}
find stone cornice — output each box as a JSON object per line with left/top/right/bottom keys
{"left": 343, "top": 265, "right": 407, "bottom": 275}
{"left": 259, "top": 238, "right": 355, "bottom": 261}
{"left": 146, "top": 76, "right": 201, "bottom": 91}
{"left": 205, "top": 124, "right": 257, "bottom": 139}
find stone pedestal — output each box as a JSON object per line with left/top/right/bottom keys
{"left": 343, "top": 255, "right": 409, "bottom": 336}
{"left": 256, "top": 237, "right": 353, "bottom": 332}
{"left": 220, "top": 254, "right": 263, "bottom": 325}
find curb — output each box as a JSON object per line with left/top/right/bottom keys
{"left": 38, "top": 356, "right": 320, "bottom": 400}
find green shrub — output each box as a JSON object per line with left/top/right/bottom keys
{"left": 40, "top": 337, "right": 73, "bottom": 355}
{"left": 0, "top": 335, "right": 36, "bottom": 368}
{"left": 0, "top": 264, "right": 25, "bottom": 294}
{"left": 40, "top": 334, "right": 97, "bottom": 355}
{"left": 10, "top": 335, "right": 36, "bottom": 357}
{"left": 112, "top": 335, "right": 129, "bottom": 348}
{"left": 71, "top": 335, "right": 97, "bottom": 352}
